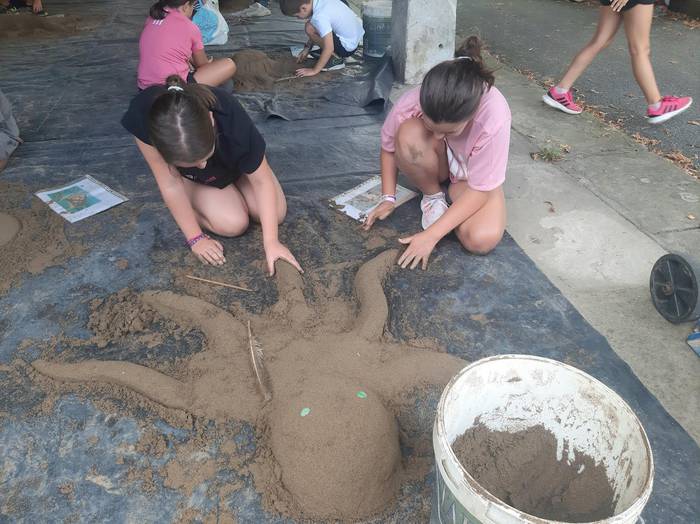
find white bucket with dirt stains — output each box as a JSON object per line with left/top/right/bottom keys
{"left": 431, "top": 355, "right": 654, "bottom": 524}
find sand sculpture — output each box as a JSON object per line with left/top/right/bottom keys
{"left": 32, "top": 250, "right": 466, "bottom": 520}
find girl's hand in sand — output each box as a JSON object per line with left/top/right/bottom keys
{"left": 397, "top": 232, "right": 439, "bottom": 270}
{"left": 610, "top": 0, "right": 628, "bottom": 11}
{"left": 362, "top": 201, "right": 395, "bottom": 230}
{"left": 192, "top": 237, "right": 226, "bottom": 266}
{"left": 265, "top": 240, "right": 303, "bottom": 276}
{"left": 296, "top": 68, "right": 319, "bottom": 78}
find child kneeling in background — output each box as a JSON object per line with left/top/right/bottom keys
{"left": 121, "top": 76, "right": 302, "bottom": 275}
{"left": 138, "top": 0, "right": 236, "bottom": 90}
{"left": 280, "top": 0, "right": 364, "bottom": 76}
{"left": 364, "top": 37, "right": 511, "bottom": 271}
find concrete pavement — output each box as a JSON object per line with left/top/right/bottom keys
{"left": 495, "top": 59, "right": 700, "bottom": 443}
{"left": 455, "top": 0, "right": 699, "bottom": 172}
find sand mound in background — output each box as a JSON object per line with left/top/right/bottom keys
{"left": 0, "top": 212, "right": 20, "bottom": 246}
{"left": 0, "top": 182, "right": 83, "bottom": 294}
{"left": 0, "top": 14, "right": 101, "bottom": 40}
{"left": 232, "top": 49, "right": 330, "bottom": 92}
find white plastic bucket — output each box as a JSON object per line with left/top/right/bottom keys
{"left": 362, "top": 0, "right": 392, "bottom": 58}
{"left": 432, "top": 355, "right": 654, "bottom": 524}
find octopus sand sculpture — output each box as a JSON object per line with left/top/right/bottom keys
{"left": 32, "top": 250, "right": 466, "bottom": 520}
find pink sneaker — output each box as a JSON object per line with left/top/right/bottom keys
{"left": 647, "top": 96, "right": 693, "bottom": 124}
{"left": 542, "top": 87, "right": 583, "bottom": 115}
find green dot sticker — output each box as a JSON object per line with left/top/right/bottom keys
{"left": 300, "top": 407, "right": 311, "bottom": 417}
{"left": 356, "top": 391, "right": 367, "bottom": 399}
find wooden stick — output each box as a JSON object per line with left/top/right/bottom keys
{"left": 274, "top": 75, "right": 297, "bottom": 83}
{"left": 184, "top": 275, "right": 252, "bottom": 292}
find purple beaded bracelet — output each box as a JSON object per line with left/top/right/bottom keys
{"left": 186, "top": 233, "right": 208, "bottom": 248}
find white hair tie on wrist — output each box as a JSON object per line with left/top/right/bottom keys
{"left": 167, "top": 85, "right": 184, "bottom": 92}
{"left": 454, "top": 56, "right": 473, "bottom": 61}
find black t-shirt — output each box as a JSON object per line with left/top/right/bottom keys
{"left": 121, "top": 86, "right": 266, "bottom": 189}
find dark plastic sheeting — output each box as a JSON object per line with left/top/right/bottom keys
{"left": 0, "top": 1, "right": 698, "bottom": 523}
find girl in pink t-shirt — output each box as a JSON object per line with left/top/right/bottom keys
{"left": 364, "top": 36, "right": 511, "bottom": 270}
{"left": 137, "top": 0, "right": 236, "bottom": 90}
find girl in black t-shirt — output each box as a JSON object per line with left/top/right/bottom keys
{"left": 122, "top": 75, "right": 302, "bottom": 275}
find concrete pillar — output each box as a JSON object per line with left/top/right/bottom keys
{"left": 391, "top": 0, "right": 457, "bottom": 85}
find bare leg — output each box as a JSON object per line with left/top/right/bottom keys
{"left": 193, "top": 58, "right": 237, "bottom": 87}
{"left": 351, "top": 250, "right": 398, "bottom": 341}
{"left": 448, "top": 183, "right": 506, "bottom": 255}
{"left": 558, "top": 7, "right": 623, "bottom": 90}
{"left": 623, "top": 4, "right": 661, "bottom": 105}
{"left": 234, "top": 158, "right": 287, "bottom": 224}
{"left": 394, "top": 118, "right": 449, "bottom": 196}
{"left": 181, "top": 177, "right": 250, "bottom": 237}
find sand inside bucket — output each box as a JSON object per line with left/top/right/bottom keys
{"left": 452, "top": 423, "right": 616, "bottom": 522}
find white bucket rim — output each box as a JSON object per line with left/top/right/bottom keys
{"left": 435, "top": 354, "right": 655, "bottom": 524}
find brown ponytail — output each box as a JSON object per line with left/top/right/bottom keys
{"left": 148, "top": 75, "right": 218, "bottom": 165}
{"left": 149, "top": 0, "right": 195, "bottom": 20}
{"left": 419, "top": 36, "right": 495, "bottom": 124}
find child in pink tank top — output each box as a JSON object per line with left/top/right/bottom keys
{"left": 364, "top": 36, "right": 511, "bottom": 270}
{"left": 137, "top": 0, "right": 236, "bottom": 90}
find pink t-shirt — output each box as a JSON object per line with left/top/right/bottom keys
{"left": 137, "top": 9, "right": 204, "bottom": 90}
{"left": 381, "top": 85, "right": 511, "bottom": 192}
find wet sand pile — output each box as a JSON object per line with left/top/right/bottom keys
{"left": 269, "top": 376, "right": 401, "bottom": 518}
{"left": 30, "top": 250, "right": 467, "bottom": 521}
{"left": 0, "top": 212, "right": 21, "bottom": 246}
{"left": 0, "top": 182, "right": 83, "bottom": 294}
{"left": 0, "top": 14, "right": 101, "bottom": 40}
{"left": 232, "top": 49, "right": 327, "bottom": 92}
{"left": 452, "top": 423, "right": 616, "bottom": 522}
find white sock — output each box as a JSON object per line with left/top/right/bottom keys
{"left": 424, "top": 191, "right": 444, "bottom": 200}
{"left": 554, "top": 86, "right": 569, "bottom": 94}
{"left": 648, "top": 101, "right": 662, "bottom": 110}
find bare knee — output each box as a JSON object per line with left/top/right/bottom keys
{"left": 455, "top": 226, "right": 503, "bottom": 256}
{"left": 588, "top": 36, "right": 613, "bottom": 53}
{"left": 206, "top": 214, "right": 249, "bottom": 238}
{"left": 628, "top": 41, "right": 650, "bottom": 58}
{"left": 395, "top": 119, "right": 431, "bottom": 169}
{"left": 226, "top": 58, "right": 237, "bottom": 77}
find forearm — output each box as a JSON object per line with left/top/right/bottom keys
{"left": 426, "top": 188, "right": 490, "bottom": 240}
{"left": 380, "top": 149, "right": 398, "bottom": 195}
{"left": 160, "top": 179, "right": 203, "bottom": 240}
{"left": 248, "top": 171, "right": 279, "bottom": 246}
{"left": 191, "top": 50, "right": 208, "bottom": 68}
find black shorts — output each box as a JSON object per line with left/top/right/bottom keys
{"left": 333, "top": 32, "right": 357, "bottom": 58}
{"left": 599, "top": 0, "right": 654, "bottom": 10}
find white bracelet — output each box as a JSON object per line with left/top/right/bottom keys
{"left": 381, "top": 194, "right": 396, "bottom": 203}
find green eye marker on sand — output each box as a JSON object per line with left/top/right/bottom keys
{"left": 300, "top": 407, "right": 311, "bottom": 417}
{"left": 356, "top": 391, "right": 367, "bottom": 399}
